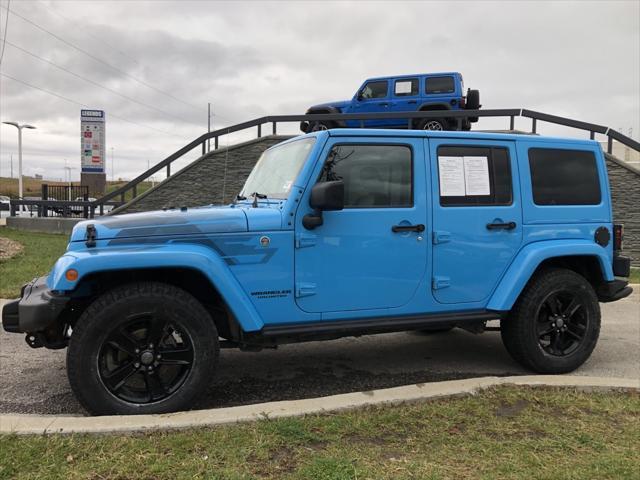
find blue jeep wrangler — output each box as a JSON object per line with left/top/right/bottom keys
{"left": 2, "top": 129, "right": 632, "bottom": 415}
{"left": 301, "top": 72, "right": 480, "bottom": 133}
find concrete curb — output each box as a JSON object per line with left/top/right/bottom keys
{"left": 1, "top": 375, "right": 637, "bottom": 435}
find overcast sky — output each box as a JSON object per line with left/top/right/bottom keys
{"left": 0, "top": 0, "right": 638, "bottom": 183}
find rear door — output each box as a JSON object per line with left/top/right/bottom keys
{"left": 429, "top": 138, "right": 522, "bottom": 304}
{"left": 388, "top": 77, "right": 420, "bottom": 127}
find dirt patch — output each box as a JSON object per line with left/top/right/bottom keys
{"left": 496, "top": 399, "right": 529, "bottom": 418}
{"left": 0, "top": 236, "right": 23, "bottom": 261}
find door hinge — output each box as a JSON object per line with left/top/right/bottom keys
{"left": 295, "top": 283, "right": 317, "bottom": 298}
{"left": 295, "top": 233, "right": 317, "bottom": 249}
{"left": 432, "top": 230, "right": 451, "bottom": 245}
{"left": 432, "top": 276, "right": 450, "bottom": 290}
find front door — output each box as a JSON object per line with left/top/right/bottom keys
{"left": 429, "top": 138, "right": 522, "bottom": 304}
{"left": 295, "top": 137, "right": 427, "bottom": 313}
{"left": 350, "top": 80, "right": 391, "bottom": 127}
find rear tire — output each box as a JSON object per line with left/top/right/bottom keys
{"left": 67, "top": 282, "right": 219, "bottom": 415}
{"left": 501, "top": 268, "right": 600, "bottom": 373}
{"left": 417, "top": 118, "right": 447, "bottom": 131}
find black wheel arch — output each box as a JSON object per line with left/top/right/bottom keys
{"left": 305, "top": 106, "right": 346, "bottom": 128}
{"left": 67, "top": 267, "right": 241, "bottom": 341}
{"left": 415, "top": 103, "right": 453, "bottom": 129}
{"left": 530, "top": 255, "right": 606, "bottom": 289}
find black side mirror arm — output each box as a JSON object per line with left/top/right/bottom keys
{"left": 302, "top": 210, "right": 323, "bottom": 230}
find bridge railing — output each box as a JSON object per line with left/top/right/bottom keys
{"left": 8, "top": 109, "right": 640, "bottom": 219}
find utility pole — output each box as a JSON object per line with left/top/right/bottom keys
{"left": 2, "top": 122, "right": 37, "bottom": 199}
{"left": 111, "top": 147, "right": 115, "bottom": 182}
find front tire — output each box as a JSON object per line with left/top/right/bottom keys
{"left": 501, "top": 268, "right": 600, "bottom": 373}
{"left": 67, "top": 282, "right": 219, "bottom": 415}
{"left": 307, "top": 120, "right": 334, "bottom": 133}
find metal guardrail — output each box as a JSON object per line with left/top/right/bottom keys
{"left": 7, "top": 108, "right": 640, "bottom": 219}
{"left": 9, "top": 199, "right": 121, "bottom": 218}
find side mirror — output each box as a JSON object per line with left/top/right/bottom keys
{"left": 356, "top": 90, "right": 364, "bottom": 101}
{"left": 310, "top": 180, "right": 344, "bottom": 211}
{"left": 303, "top": 180, "right": 344, "bottom": 230}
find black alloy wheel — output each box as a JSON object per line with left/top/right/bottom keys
{"left": 98, "top": 314, "right": 194, "bottom": 405}
{"left": 535, "top": 290, "right": 588, "bottom": 357}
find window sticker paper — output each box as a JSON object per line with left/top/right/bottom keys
{"left": 438, "top": 156, "right": 466, "bottom": 196}
{"left": 463, "top": 156, "right": 490, "bottom": 195}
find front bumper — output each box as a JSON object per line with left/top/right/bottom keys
{"left": 2, "top": 276, "right": 70, "bottom": 334}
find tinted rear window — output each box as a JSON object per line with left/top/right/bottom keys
{"left": 528, "top": 148, "right": 601, "bottom": 205}
{"left": 425, "top": 76, "right": 455, "bottom": 94}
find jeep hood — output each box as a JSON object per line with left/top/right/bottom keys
{"left": 69, "top": 206, "right": 250, "bottom": 243}
{"left": 308, "top": 100, "right": 350, "bottom": 112}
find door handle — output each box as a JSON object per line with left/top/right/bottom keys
{"left": 379, "top": 102, "right": 389, "bottom": 107}
{"left": 408, "top": 100, "right": 417, "bottom": 104}
{"left": 392, "top": 224, "right": 425, "bottom": 233}
{"left": 486, "top": 221, "right": 517, "bottom": 230}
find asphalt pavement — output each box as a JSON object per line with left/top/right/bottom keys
{"left": 0, "top": 291, "right": 638, "bottom": 415}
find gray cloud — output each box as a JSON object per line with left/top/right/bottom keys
{"left": 1, "top": 0, "right": 638, "bottom": 182}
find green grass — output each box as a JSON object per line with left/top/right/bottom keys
{"left": 629, "top": 267, "right": 640, "bottom": 284}
{"left": 105, "top": 180, "right": 154, "bottom": 201}
{"left": 0, "top": 228, "right": 68, "bottom": 298}
{"left": 0, "top": 386, "right": 638, "bottom": 480}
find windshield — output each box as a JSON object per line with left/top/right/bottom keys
{"left": 240, "top": 137, "right": 316, "bottom": 199}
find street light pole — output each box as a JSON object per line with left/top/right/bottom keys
{"left": 2, "top": 122, "right": 36, "bottom": 199}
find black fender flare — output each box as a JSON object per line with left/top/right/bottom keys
{"left": 302, "top": 107, "right": 347, "bottom": 131}
{"left": 414, "top": 103, "right": 452, "bottom": 129}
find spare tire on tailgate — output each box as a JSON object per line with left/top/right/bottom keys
{"left": 466, "top": 89, "right": 480, "bottom": 122}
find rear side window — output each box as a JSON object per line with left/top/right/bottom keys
{"left": 437, "top": 146, "right": 512, "bottom": 206}
{"left": 528, "top": 148, "right": 601, "bottom": 205}
{"left": 361, "top": 81, "right": 388, "bottom": 99}
{"left": 425, "top": 76, "right": 455, "bottom": 94}
{"left": 323, "top": 144, "right": 413, "bottom": 208}
{"left": 394, "top": 78, "right": 419, "bottom": 96}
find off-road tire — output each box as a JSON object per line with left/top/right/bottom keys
{"left": 417, "top": 118, "right": 447, "bottom": 131}
{"left": 466, "top": 89, "right": 480, "bottom": 122}
{"left": 67, "top": 282, "right": 219, "bottom": 415}
{"left": 501, "top": 268, "right": 600, "bottom": 374}
{"left": 307, "top": 120, "right": 334, "bottom": 133}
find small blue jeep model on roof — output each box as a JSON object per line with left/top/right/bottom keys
{"left": 301, "top": 72, "right": 480, "bottom": 133}
{"left": 2, "top": 129, "right": 632, "bottom": 415}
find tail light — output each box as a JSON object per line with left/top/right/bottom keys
{"left": 613, "top": 224, "right": 624, "bottom": 252}
{"left": 459, "top": 96, "right": 466, "bottom": 109}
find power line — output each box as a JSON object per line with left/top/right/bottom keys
{"left": 0, "top": 0, "right": 9, "bottom": 66}
{"left": 1, "top": 3, "right": 202, "bottom": 112}
{"left": 0, "top": 72, "right": 183, "bottom": 138}
{"left": 6, "top": 40, "right": 195, "bottom": 125}
{"left": 35, "top": 0, "right": 232, "bottom": 125}
{"left": 37, "top": 0, "right": 140, "bottom": 68}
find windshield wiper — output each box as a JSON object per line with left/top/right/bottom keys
{"left": 250, "top": 192, "right": 267, "bottom": 208}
